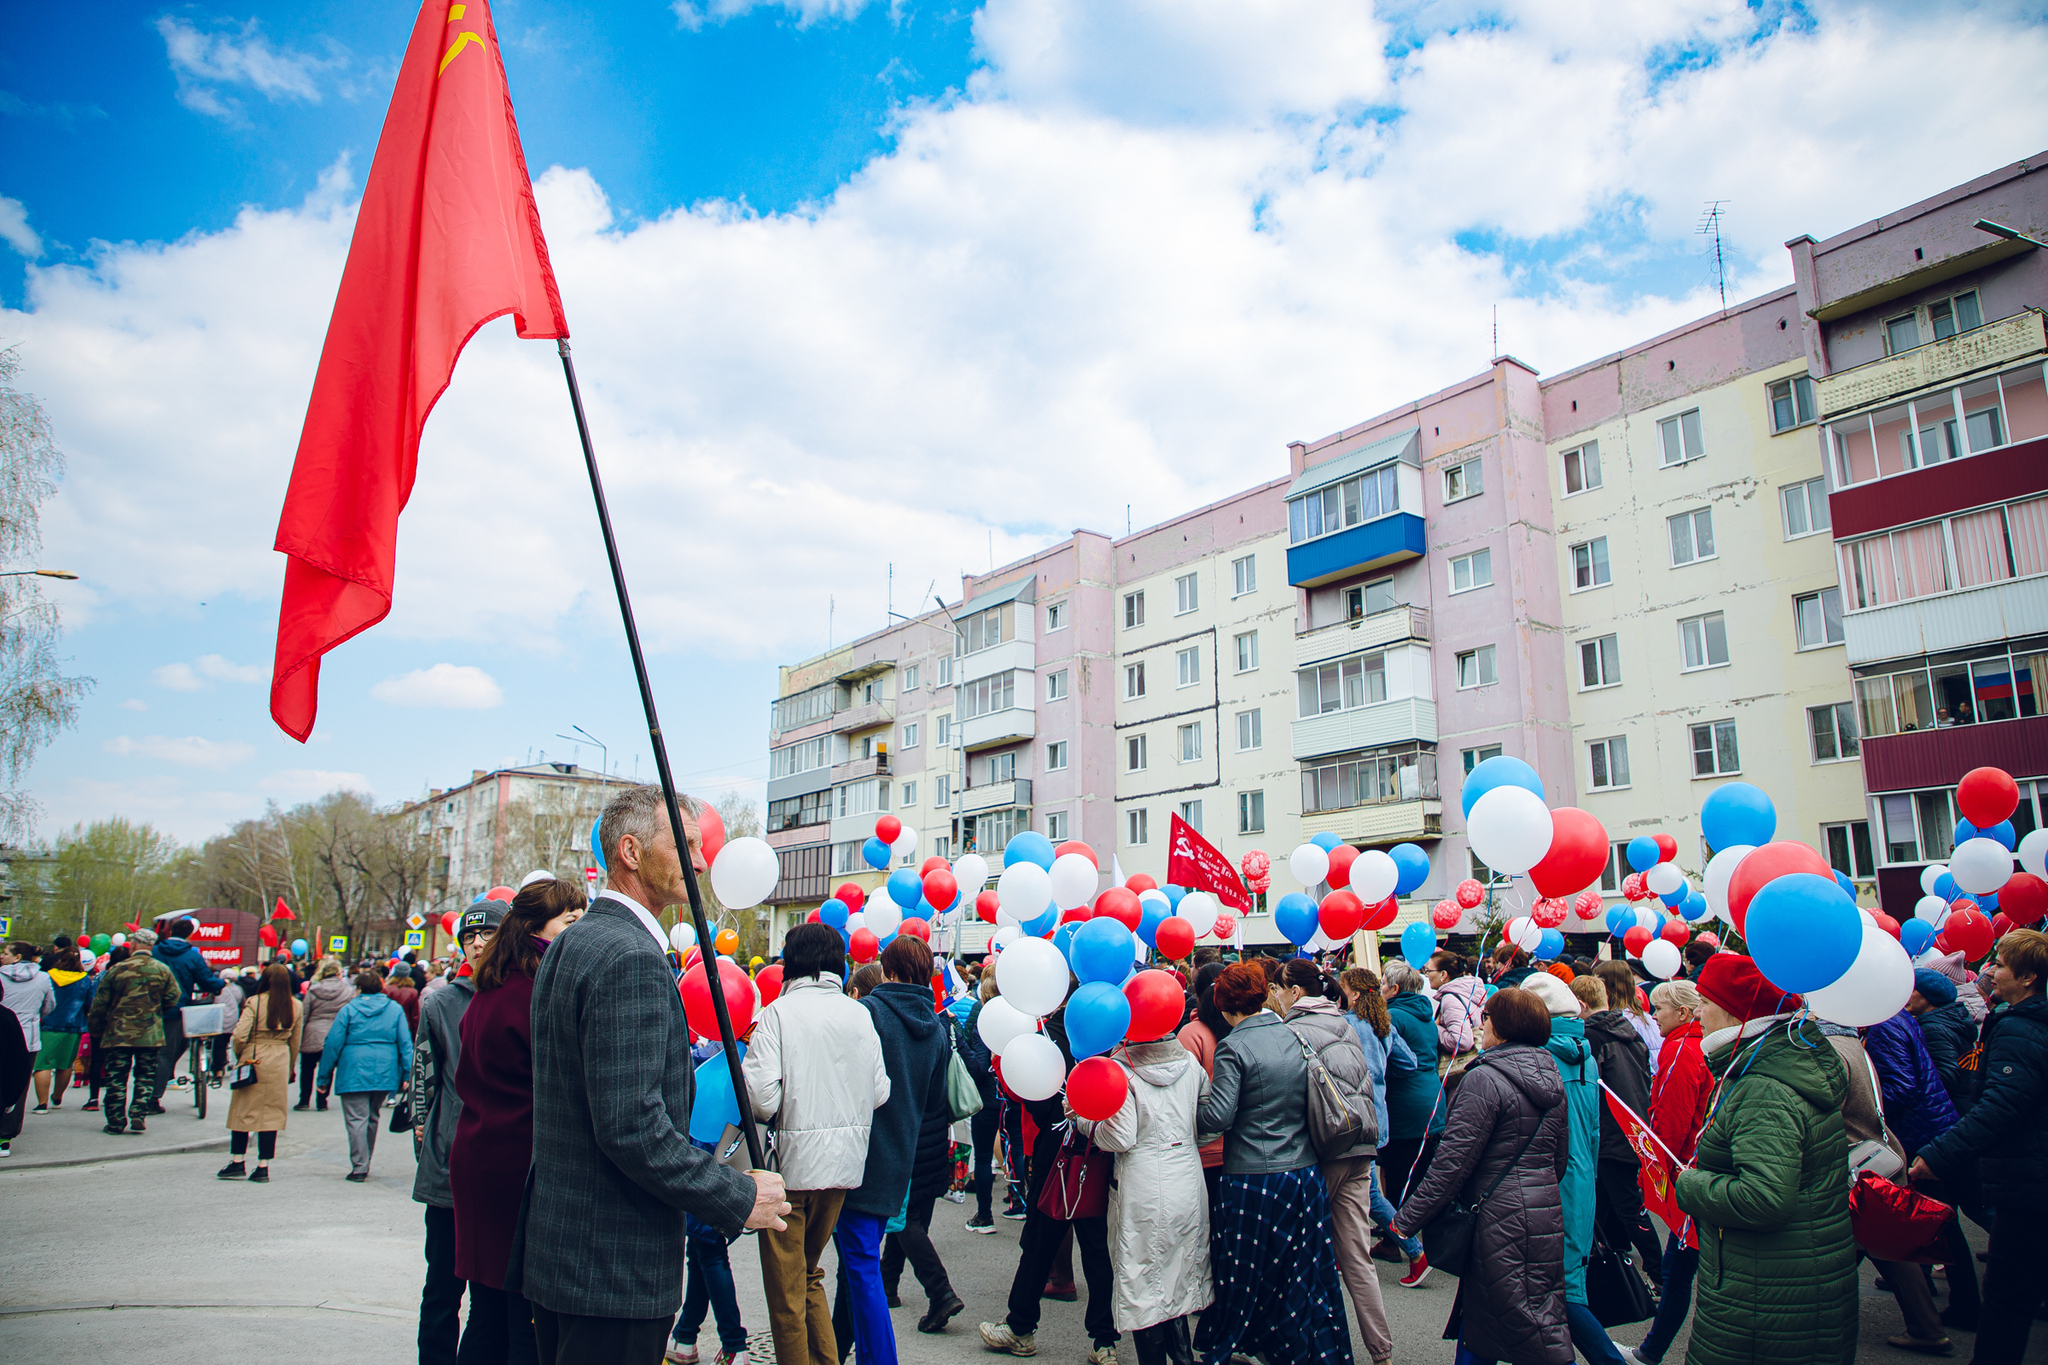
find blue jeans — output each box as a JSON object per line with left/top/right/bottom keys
{"left": 674, "top": 1236, "right": 748, "bottom": 1354}
{"left": 1634, "top": 1231, "right": 1698, "bottom": 1362}
{"left": 1457, "top": 1305, "right": 1623, "bottom": 1365}
{"left": 1368, "top": 1164, "right": 1421, "bottom": 1258}
{"left": 834, "top": 1209, "right": 896, "bottom": 1365}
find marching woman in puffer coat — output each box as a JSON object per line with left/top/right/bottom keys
{"left": 1072, "top": 1025, "right": 1212, "bottom": 1365}
{"left": 315, "top": 971, "right": 413, "bottom": 1181}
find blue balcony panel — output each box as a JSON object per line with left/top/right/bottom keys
{"left": 1286, "top": 513, "right": 1427, "bottom": 589}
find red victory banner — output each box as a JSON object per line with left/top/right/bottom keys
{"left": 272, "top": 896, "right": 296, "bottom": 921}
{"left": 1602, "top": 1081, "right": 1697, "bottom": 1249}
{"left": 269, "top": 0, "right": 568, "bottom": 741}
{"left": 1168, "top": 813, "right": 1253, "bottom": 913}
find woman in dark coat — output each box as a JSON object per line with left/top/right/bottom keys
{"left": 1392, "top": 986, "right": 1571, "bottom": 1365}
{"left": 882, "top": 1005, "right": 965, "bottom": 1333}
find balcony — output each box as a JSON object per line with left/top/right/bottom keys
{"left": 830, "top": 753, "right": 891, "bottom": 784}
{"left": 1286, "top": 514, "right": 1427, "bottom": 589}
{"left": 1862, "top": 715, "right": 2048, "bottom": 794}
{"left": 1816, "top": 310, "right": 2045, "bottom": 423}
{"left": 1300, "top": 800, "right": 1442, "bottom": 845}
{"left": 961, "top": 779, "right": 1032, "bottom": 816}
{"left": 1296, "top": 606, "right": 1430, "bottom": 668}
{"left": 766, "top": 822, "right": 831, "bottom": 851}
{"left": 1292, "top": 696, "right": 1436, "bottom": 760}
{"left": 961, "top": 707, "right": 1036, "bottom": 752}
{"left": 830, "top": 700, "right": 895, "bottom": 735}
{"left": 1844, "top": 573, "right": 2048, "bottom": 667}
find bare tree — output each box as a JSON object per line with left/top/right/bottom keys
{"left": 8, "top": 817, "right": 186, "bottom": 943}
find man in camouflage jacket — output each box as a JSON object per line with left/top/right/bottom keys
{"left": 86, "top": 929, "right": 180, "bottom": 1134}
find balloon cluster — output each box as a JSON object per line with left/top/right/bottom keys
{"left": 1606, "top": 831, "right": 1706, "bottom": 980}
{"left": 1903, "top": 768, "right": 2046, "bottom": 963}
{"left": 1276, "top": 831, "right": 1430, "bottom": 959}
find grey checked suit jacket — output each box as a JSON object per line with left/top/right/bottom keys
{"left": 520, "top": 898, "right": 756, "bottom": 1319}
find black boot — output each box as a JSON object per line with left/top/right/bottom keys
{"left": 217, "top": 1161, "right": 247, "bottom": 1179}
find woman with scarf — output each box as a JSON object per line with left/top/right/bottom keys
{"left": 1622, "top": 980, "right": 1711, "bottom": 1364}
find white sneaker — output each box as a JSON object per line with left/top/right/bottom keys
{"left": 713, "top": 1351, "right": 748, "bottom": 1365}
{"left": 945, "top": 1188, "right": 967, "bottom": 1203}
{"left": 1087, "top": 1348, "right": 1117, "bottom": 1365}
{"left": 663, "top": 1344, "right": 698, "bottom": 1364}
{"left": 1619, "top": 1349, "right": 1658, "bottom": 1365}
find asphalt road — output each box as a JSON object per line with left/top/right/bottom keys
{"left": 0, "top": 1085, "right": 2028, "bottom": 1363}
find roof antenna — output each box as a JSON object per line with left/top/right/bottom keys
{"left": 1699, "top": 200, "right": 1730, "bottom": 313}
{"left": 1492, "top": 304, "right": 1498, "bottom": 359}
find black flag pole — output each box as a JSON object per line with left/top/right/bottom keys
{"left": 557, "top": 338, "right": 764, "bottom": 1170}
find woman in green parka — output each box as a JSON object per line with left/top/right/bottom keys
{"left": 1674, "top": 955, "right": 1857, "bottom": 1365}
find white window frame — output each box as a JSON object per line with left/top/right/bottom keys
{"left": 1794, "top": 588, "right": 1845, "bottom": 650}
{"left": 1455, "top": 645, "right": 1498, "bottom": 690}
{"left": 1769, "top": 375, "right": 1816, "bottom": 433}
{"left": 1125, "top": 662, "right": 1146, "bottom": 699}
{"left": 1046, "top": 670, "right": 1069, "bottom": 701}
{"left": 1570, "top": 537, "right": 1611, "bottom": 591}
{"left": 1690, "top": 719, "right": 1741, "bottom": 777}
{"left": 1176, "top": 645, "right": 1201, "bottom": 688}
{"left": 1177, "top": 721, "right": 1203, "bottom": 763}
{"left": 1679, "top": 612, "right": 1730, "bottom": 671}
{"left": 1174, "top": 573, "right": 1199, "bottom": 616}
{"left": 1587, "top": 736, "right": 1631, "bottom": 791}
{"left": 1178, "top": 799, "right": 1203, "bottom": 834}
{"left": 1238, "top": 790, "right": 1265, "bottom": 835}
{"left": 1579, "top": 634, "right": 1620, "bottom": 690}
{"left": 1236, "top": 708, "right": 1262, "bottom": 752}
{"left": 1461, "top": 744, "right": 1502, "bottom": 775}
{"left": 904, "top": 664, "right": 920, "bottom": 690}
{"left": 1127, "top": 733, "right": 1148, "bottom": 772}
{"left": 1443, "top": 458, "right": 1483, "bottom": 503}
{"left": 1659, "top": 408, "right": 1705, "bottom": 466}
{"left": 1668, "top": 508, "right": 1717, "bottom": 566}
{"left": 901, "top": 780, "right": 917, "bottom": 806}
{"left": 1561, "top": 441, "right": 1601, "bottom": 496}
{"left": 1045, "top": 810, "right": 1067, "bottom": 842}
{"left": 1045, "top": 740, "right": 1069, "bottom": 772}
{"left": 1450, "top": 548, "right": 1493, "bottom": 594}
{"left": 936, "top": 656, "right": 952, "bottom": 687}
{"left": 1123, "top": 591, "right": 1145, "bottom": 629}
{"left": 1235, "top": 630, "right": 1259, "bottom": 673}
{"left": 1808, "top": 701, "right": 1860, "bottom": 764}
{"left": 935, "top": 775, "right": 951, "bottom": 806}
{"left": 1044, "top": 601, "right": 1068, "bottom": 633}
{"left": 935, "top": 714, "right": 950, "bottom": 747}
{"left": 901, "top": 722, "right": 919, "bottom": 749}
{"left": 1127, "top": 807, "right": 1149, "bottom": 846}
{"left": 1231, "top": 554, "right": 1257, "bottom": 597}
{"left": 1781, "top": 477, "right": 1831, "bottom": 539}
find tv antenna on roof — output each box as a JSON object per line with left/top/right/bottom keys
{"left": 1699, "top": 201, "right": 1731, "bottom": 313}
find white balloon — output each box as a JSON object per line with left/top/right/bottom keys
{"left": 2021, "top": 829, "right": 2048, "bottom": 881}
{"left": 1049, "top": 853, "right": 1099, "bottom": 910}
{"left": 1505, "top": 916, "right": 1543, "bottom": 951}
{"left": 994, "top": 935, "right": 1071, "bottom": 1016}
{"left": 1351, "top": 849, "right": 1399, "bottom": 903}
{"left": 995, "top": 906, "right": 1020, "bottom": 929}
{"left": 668, "top": 922, "right": 697, "bottom": 953}
{"left": 1951, "top": 837, "right": 2014, "bottom": 896}
{"left": 1915, "top": 895, "right": 1951, "bottom": 927}
{"left": 1137, "top": 888, "right": 1170, "bottom": 911}
{"left": 109, "top": 933, "right": 126, "bottom": 947}
{"left": 1859, "top": 909, "right": 1877, "bottom": 926}
{"left": 1920, "top": 863, "right": 1950, "bottom": 897}
{"left": 997, "top": 861, "right": 1054, "bottom": 921}
{"left": 1703, "top": 845, "right": 1755, "bottom": 923}
{"left": 1645, "top": 862, "right": 1684, "bottom": 896}
{"left": 992, "top": 924, "right": 1022, "bottom": 949}
{"left": 1290, "top": 843, "right": 1331, "bottom": 888}
{"left": 998, "top": 1032, "right": 1067, "bottom": 1101}
{"left": 865, "top": 900, "right": 903, "bottom": 937}
{"left": 976, "top": 996, "right": 1038, "bottom": 1052}
{"left": 1642, "top": 939, "right": 1683, "bottom": 979}
{"left": 1633, "top": 905, "right": 1661, "bottom": 932}
{"left": 709, "top": 836, "right": 780, "bottom": 910}
{"left": 953, "top": 853, "right": 991, "bottom": 893}
{"left": 1467, "top": 786, "right": 1555, "bottom": 874}
{"left": 1176, "top": 891, "right": 1220, "bottom": 938}
{"left": 845, "top": 911, "right": 867, "bottom": 935}
{"left": 891, "top": 826, "right": 919, "bottom": 862}
{"left": 1808, "top": 922, "right": 1915, "bottom": 1028}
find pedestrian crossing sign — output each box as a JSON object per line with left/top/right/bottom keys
{"left": 404, "top": 930, "right": 425, "bottom": 947}
{"left": 0, "top": 915, "right": 10, "bottom": 936}
{"left": 328, "top": 935, "right": 347, "bottom": 953}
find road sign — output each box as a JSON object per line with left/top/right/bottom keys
{"left": 328, "top": 935, "right": 347, "bottom": 953}
{"left": 0, "top": 915, "right": 10, "bottom": 936}
{"left": 406, "top": 913, "right": 425, "bottom": 930}
{"left": 404, "top": 931, "right": 425, "bottom": 948}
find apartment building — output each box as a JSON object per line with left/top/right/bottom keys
{"left": 411, "top": 762, "right": 616, "bottom": 910}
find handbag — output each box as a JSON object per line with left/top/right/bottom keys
{"left": 229, "top": 1061, "right": 259, "bottom": 1090}
{"left": 1285, "top": 1022, "right": 1377, "bottom": 1160}
{"left": 1849, "top": 1170, "right": 1953, "bottom": 1263}
{"left": 1585, "top": 1223, "right": 1657, "bottom": 1327}
{"left": 388, "top": 1086, "right": 413, "bottom": 1133}
{"left": 1847, "top": 1052, "right": 1906, "bottom": 1182}
{"left": 1036, "top": 1126, "right": 1111, "bottom": 1221}
{"left": 946, "top": 1049, "right": 985, "bottom": 1121}
{"left": 1420, "top": 1110, "right": 1541, "bottom": 1278}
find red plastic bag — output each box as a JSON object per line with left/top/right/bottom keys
{"left": 1850, "top": 1171, "right": 1952, "bottom": 1263}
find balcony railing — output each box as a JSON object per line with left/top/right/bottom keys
{"left": 961, "top": 779, "right": 1031, "bottom": 816}
{"left": 1295, "top": 605, "right": 1430, "bottom": 668}
{"left": 830, "top": 754, "right": 891, "bottom": 784}
{"left": 1298, "top": 800, "right": 1443, "bottom": 845}
{"left": 1816, "top": 309, "right": 2045, "bottom": 423}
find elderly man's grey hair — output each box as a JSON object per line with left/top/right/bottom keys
{"left": 598, "top": 785, "right": 702, "bottom": 872}
{"left": 1382, "top": 961, "right": 1426, "bottom": 995}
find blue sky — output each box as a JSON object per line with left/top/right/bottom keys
{"left": 4, "top": 0, "right": 2047, "bottom": 844}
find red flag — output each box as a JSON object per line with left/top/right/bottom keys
{"left": 272, "top": 897, "right": 297, "bottom": 922}
{"left": 1602, "top": 1081, "right": 1698, "bottom": 1249}
{"left": 269, "top": 0, "right": 567, "bottom": 741}
{"left": 1167, "top": 813, "right": 1252, "bottom": 913}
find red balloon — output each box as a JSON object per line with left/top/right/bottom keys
{"left": 2001, "top": 872, "right": 2048, "bottom": 926}
{"left": 1095, "top": 887, "right": 1143, "bottom": 931}
{"left": 1124, "top": 874, "right": 1158, "bottom": 895}
{"left": 1124, "top": 969, "right": 1183, "bottom": 1040}
{"left": 1455, "top": 879, "right": 1486, "bottom": 910}
{"left": 899, "top": 917, "right": 931, "bottom": 942}
{"left": 1937, "top": 906, "right": 1995, "bottom": 961}
{"left": 486, "top": 885, "right": 516, "bottom": 903}
{"left": 1061, "top": 905, "right": 1095, "bottom": 925}
{"left": 921, "top": 855, "right": 950, "bottom": 875}
{"left": 1573, "top": 890, "right": 1606, "bottom": 921}
{"left": 849, "top": 927, "right": 881, "bottom": 963}
{"left": 1067, "top": 1056, "right": 1130, "bottom": 1121}
{"left": 976, "top": 890, "right": 1001, "bottom": 924}
{"left": 684, "top": 946, "right": 703, "bottom": 969}
{"left": 1360, "top": 895, "right": 1399, "bottom": 932}
{"left": 755, "top": 964, "right": 785, "bottom": 1007}
{"left": 1659, "top": 920, "right": 1688, "bottom": 945}
{"left": 1433, "top": 899, "right": 1462, "bottom": 929}
{"left": 1726, "top": 841, "right": 1834, "bottom": 934}
{"left": 1623, "top": 926, "right": 1653, "bottom": 957}
{"left": 874, "top": 815, "right": 902, "bottom": 845}
{"left": 1696, "top": 931, "right": 1722, "bottom": 948}
{"left": 923, "top": 868, "right": 959, "bottom": 914}
{"left": 441, "top": 911, "right": 459, "bottom": 934}
{"left": 1653, "top": 834, "right": 1678, "bottom": 864}
{"left": 1956, "top": 767, "right": 2020, "bottom": 828}
{"left": 679, "top": 958, "right": 756, "bottom": 1039}
{"left": 1055, "top": 840, "right": 1099, "bottom": 866}
{"left": 1318, "top": 891, "right": 1365, "bottom": 940}
{"left": 1992, "top": 913, "right": 2014, "bottom": 940}
{"left": 695, "top": 801, "right": 727, "bottom": 865}
{"left": 1325, "top": 845, "right": 1360, "bottom": 889}
{"left": 258, "top": 925, "right": 279, "bottom": 947}
{"left": 1155, "top": 916, "right": 1196, "bottom": 960}
{"left": 1870, "top": 911, "right": 1901, "bottom": 940}
{"left": 835, "top": 883, "right": 867, "bottom": 914}
{"left": 1622, "top": 873, "right": 1647, "bottom": 902}
{"left": 1529, "top": 807, "right": 1610, "bottom": 898}
{"left": 1531, "top": 898, "right": 1567, "bottom": 929}
{"left": 806, "top": 909, "right": 822, "bottom": 923}
{"left": 1212, "top": 913, "right": 1238, "bottom": 941}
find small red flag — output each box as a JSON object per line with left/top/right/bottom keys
{"left": 270, "top": 0, "right": 567, "bottom": 741}
{"left": 1602, "top": 1081, "right": 1698, "bottom": 1249}
{"left": 1167, "top": 813, "right": 1253, "bottom": 913}
{"left": 272, "top": 897, "right": 297, "bottom": 922}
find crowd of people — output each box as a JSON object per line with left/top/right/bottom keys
{"left": 3, "top": 790, "right": 2046, "bottom": 1365}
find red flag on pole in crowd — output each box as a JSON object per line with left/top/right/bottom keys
{"left": 1168, "top": 813, "right": 1253, "bottom": 913}
{"left": 272, "top": 897, "right": 296, "bottom": 921}
{"left": 1602, "top": 1081, "right": 1698, "bottom": 1249}
{"left": 269, "top": 0, "right": 568, "bottom": 741}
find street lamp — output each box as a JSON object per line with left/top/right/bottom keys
{"left": 556, "top": 726, "right": 607, "bottom": 784}
{"left": 0, "top": 569, "right": 78, "bottom": 579}
{"left": 1974, "top": 219, "right": 2048, "bottom": 250}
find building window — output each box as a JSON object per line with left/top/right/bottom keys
{"left": 1931, "top": 290, "right": 1984, "bottom": 340}
{"left": 1236, "top": 708, "right": 1262, "bottom": 752}
{"left": 1680, "top": 612, "right": 1730, "bottom": 671}
{"left": 1461, "top": 745, "right": 1502, "bottom": 775}
{"left": 901, "top": 722, "right": 919, "bottom": 749}
{"left": 1668, "top": 508, "right": 1717, "bottom": 565}
{"left": 1808, "top": 702, "right": 1860, "bottom": 763}
{"left": 768, "top": 790, "right": 832, "bottom": 832}
{"left": 1124, "top": 591, "right": 1145, "bottom": 628}
{"left": 961, "top": 670, "right": 1016, "bottom": 718}
{"left": 1126, "top": 662, "right": 1147, "bottom": 699}
{"left": 1045, "top": 740, "right": 1068, "bottom": 771}
{"left": 1045, "top": 601, "right": 1067, "bottom": 632}
{"left": 1598, "top": 840, "right": 1632, "bottom": 892}
{"left": 836, "top": 777, "right": 891, "bottom": 818}
{"left": 935, "top": 714, "right": 950, "bottom": 746}
{"left": 901, "top": 781, "right": 917, "bottom": 806}
{"left": 1127, "top": 734, "right": 1148, "bottom": 771}
{"left": 1443, "top": 458, "right": 1483, "bottom": 503}
{"left": 769, "top": 736, "right": 831, "bottom": 778}
{"left": 1178, "top": 722, "right": 1203, "bottom": 762}
{"left": 1302, "top": 742, "right": 1438, "bottom": 812}
{"left": 1296, "top": 650, "right": 1389, "bottom": 717}
{"left": 1658, "top": 408, "right": 1705, "bottom": 465}
{"left": 935, "top": 775, "right": 951, "bottom": 806}
{"left": 1235, "top": 631, "right": 1259, "bottom": 672}
{"left": 959, "top": 605, "right": 1007, "bottom": 654}
{"left": 932, "top": 835, "right": 951, "bottom": 862}
{"left": 1127, "top": 808, "right": 1149, "bottom": 845}
{"left": 904, "top": 664, "right": 920, "bottom": 690}
{"left": 1288, "top": 464, "right": 1402, "bottom": 543}
{"left": 1456, "top": 645, "right": 1498, "bottom": 689}
{"left": 985, "top": 751, "right": 1016, "bottom": 784}
{"left": 1177, "top": 646, "right": 1201, "bottom": 687}
{"left": 1450, "top": 549, "right": 1493, "bottom": 594}
{"left": 1469, "top": 849, "right": 1494, "bottom": 881}
{"left": 1232, "top": 554, "right": 1257, "bottom": 596}
{"left": 1769, "top": 375, "right": 1816, "bottom": 433}
{"left": 1588, "top": 736, "right": 1631, "bottom": 790}
{"left": 1046, "top": 670, "right": 1068, "bottom": 701}
{"left": 1885, "top": 311, "right": 1921, "bottom": 356}
{"left": 1824, "top": 820, "right": 1876, "bottom": 879}
{"left": 1179, "top": 799, "right": 1204, "bottom": 833}
{"left": 1580, "top": 634, "right": 1620, "bottom": 689}
{"left": 1880, "top": 790, "right": 1956, "bottom": 865}
{"left": 1562, "top": 441, "right": 1601, "bottom": 495}
{"left": 1794, "top": 588, "right": 1844, "bottom": 650}
{"left": 1571, "top": 537, "right": 1611, "bottom": 590}
{"left": 1690, "top": 720, "right": 1741, "bottom": 777}
{"left": 1175, "top": 572, "right": 1200, "bottom": 615}
{"left": 1045, "top": 810, "right": 1067, "bottom": 842}
{"left": 1781, "top": 477, "right": 1830, "bottom": 538}
{"left": 1238, "top": 790, "right": 1265, "bottom": 834}
{"left": 937, "top": 656, "right": 952, "bottom": 687}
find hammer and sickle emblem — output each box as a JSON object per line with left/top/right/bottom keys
{"left": 441, "top": 4, "right": 484, "bottom": 74}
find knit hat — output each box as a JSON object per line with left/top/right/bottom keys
{"left": 1522, "top": 970, "right": 1580, "bottom": 1017}
{"left": 458, "top": 899, "right": 506, "bottom": 940}
{"left": 130, "top": 928, "right": 159, "bottom": 948}
{"left": 1545, "top": 962, "right": 1576, "bottom": 984}
{"left": 1912, "top": 968, "right": 1958, "bottom": 1007}
{"left": 1927, "top": 949, "right": 1973, "bottom": 986}
{"left": 1697, "top": 954, "right": 1799, "bottom": 1022}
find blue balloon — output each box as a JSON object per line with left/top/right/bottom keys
{"left": 1390, "top": 843, "right": 1431, "bottom": 896}
{"left": 1536, "top": 927, "right": 1566, "bottom": 961}
{"left": 1484, "top": 984, "right": 1499, "bottom": 999}
{"left": 1401, "top": 921, "right": 1438, "bottom": 970}
{"left": 1900, "top": 919, "right": 1937, "bottom": 957}
{"left": 1275, "top": 892, "right": 1320, "bottom": 946}
{"left": 1459, "top": 755, "right": 1545, "bottom": 820}
{"left": 1053, "top": 923, "right": 1081, "bottom": 965}
{"left": 1072, "top": 918, "right": 1137, "bottom": 984}
{"left": 1627, "top": 837, "right": 1662, "bottom": 873}
{"left": 886, "top": 868, "right": 922, "bottom": 911}
{"left": 862, "top": 836, "right": 892, "bottom": 870}
{"left": 1137, "top": 898, "right": 1171, "bottom": 949}
{"left": 1955, "top": 818, "right": 2016, "bottom": 851}
{"left": 1003, "top": 831, "right": 1057, "bottom": 870}
{"left": 1163, "top": 885, "right": 1187, "bottom": 909}
{"left": 1975, "top": 892, "right": 1999, "bottom": 913}
{"left": 879, "top": 932, "right": 898, "bottom": 952}
{"left": 1021, "top": 906, "right": 1061, "bottom": 938}
{"left": 1745, "top": 873, "right": 1862, "bottom": 995}
{"left": 688, "top": 1043, "right": 746, "bottom": 1142}
{"left": 1605, "top": 905, "right": 1633, "bottom": 937}
{"left": 591, "top": 816, "right": 607, "bottom": 872}
{"left": 1065, "top": 981, "right": 1132, "bottom": 1060}
{"left": 1832, "top": 870, "right": 1855, "bottom": 899}
{"left": 1934, "top": 873, "right": 1960, "bottom": 901}
{"left": 1681, "top": 889, "right": 1708, "bottom": 922}
{"left": 1700, "top": 782, "right": 1776, "bottom": 852}
{"left": 291, "top": 938, "right": 309, "bottom": 956}
{"left": 819, "top": 898, "right": 849, "bottom": 930}
{"left": 1659, "top": 883, "right": 1687, "bottom": 909}
{"left": 1311, "top": 832, "right": 1344, "bottom": 852}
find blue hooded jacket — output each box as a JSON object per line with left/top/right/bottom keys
{"left": 152, "top": 936, "right": 225, "bottom": 1012}
{"left": 1385, "top": 990, "right": 1445, "bottom": 1139}
{"left": 316, "top": 992, "right": 414, "bottom": 1094}
{"left": 1544, "top": 1014, "right": 1602, "bottom": 1304}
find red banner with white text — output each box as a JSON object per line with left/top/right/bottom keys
{"left": 1167, "top": 813, "right": 1253, "bottom": 913}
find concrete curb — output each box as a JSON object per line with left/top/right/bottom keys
{"left": 0, "top": 1136, "right": 231, "bottom": 1170}
{"left": 0, "top": 1299, "right": 411, "bottom": 1320}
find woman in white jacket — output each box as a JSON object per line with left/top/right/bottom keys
{"left": 1072, "top": 1032, "right": 1212, "bottom": 1365}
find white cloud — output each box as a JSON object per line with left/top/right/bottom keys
{"left": 119, "top": 698, "right": 147, "bottom": 711}
{"left": 156, "top": 16, "right": 339, "bottom": 121}
{"left": 0, "top": 195, "right": 41, "bottom": 258}
{"left": 150, "top": 656, "right": 266, "bottom": 691}
{"left": 196, "top": 653, "right": 267, "bottom": 683}
{"left": 103, "top": 734, "right": 258, "bottom": 770}
{"left": 151, "top": 663, "right": 204, "bottom": 692}
{"left": 670, "top": 0, "right": 875, "bottom": 31}
{"left": 259, "top": 767, "right": 374, "bottom": 802}
{"left": 370, "top": 663, "right": 505, "bottom": 710}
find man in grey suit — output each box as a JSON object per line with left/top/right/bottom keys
{"left": 521, "top": 784, "right": 790, "bottom": 1364}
